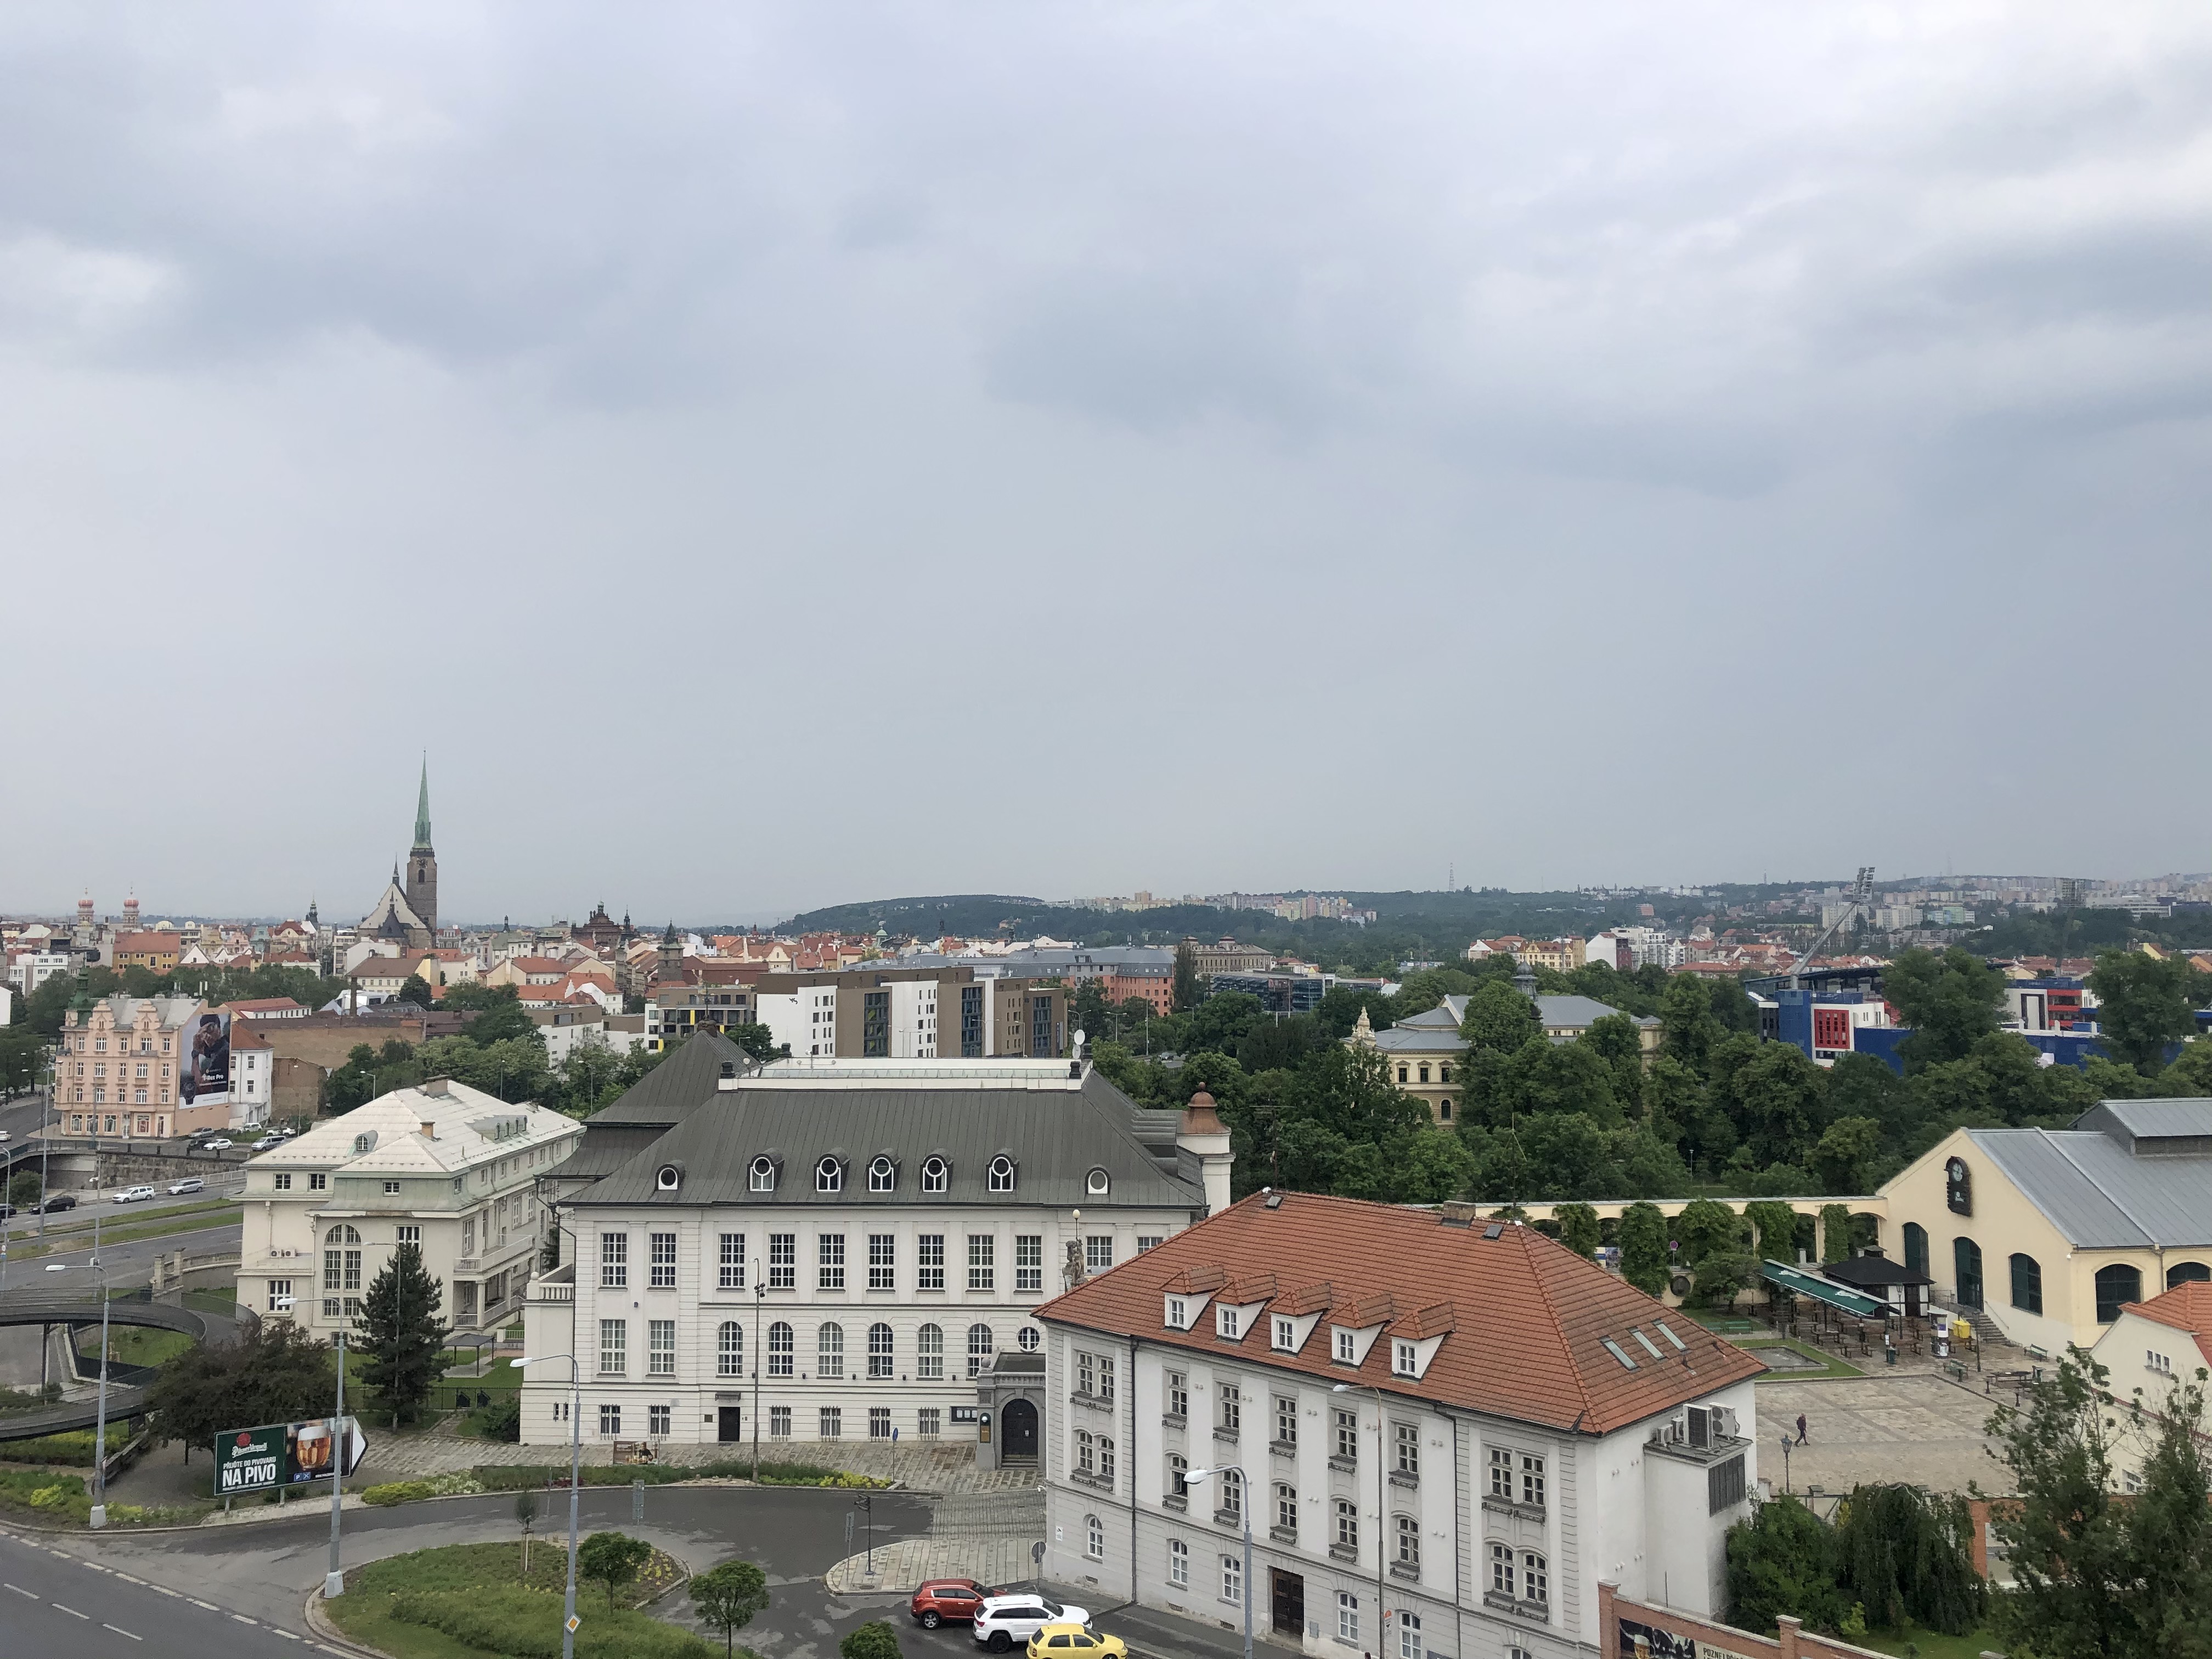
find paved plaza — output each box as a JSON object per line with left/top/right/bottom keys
{"left": 1755, "top": 1372, "right": 2006, "bottom": 1497}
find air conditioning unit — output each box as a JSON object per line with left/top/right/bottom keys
{"left": 1712, "top": 1407, "right": 1740, "bottom": 1442}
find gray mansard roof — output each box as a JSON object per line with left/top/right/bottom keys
{"left": 565, "top": 1063, "right": 1209, "bottom": 1214}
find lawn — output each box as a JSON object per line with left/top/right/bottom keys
{"left": 78, "top": 1321, "right": 194, "bottom": 1368}
{"left": 323, "top": 1540, "right": 706, "bottom": 1659}
{"left": 1736, "top": 1336, "right": 1865, "bottom": 1381}
{"left": 1848, "top": 1624, "right": 2002, "bottom": 1658}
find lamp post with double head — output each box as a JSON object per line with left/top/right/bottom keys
{"left": 44, "top": 1211, "right": 111, "bottom": 1527}
{"left": 513, "top": 1352, "right": 585, "bottom": 1659}
{"left": 1333, "top": 1382, "right": 1388, "bottom": 1655}
{"left": 1186, "top": 1464, "right": 1252, "bottom": 1659}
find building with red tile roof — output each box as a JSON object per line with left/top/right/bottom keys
{"left": 2089, "top": 1276, "right": 2212, "bottom": 1491}
{"left": 1037, "top": 1188, "right": 1765, "bottom": 1638}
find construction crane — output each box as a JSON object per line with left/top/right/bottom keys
{"left": 1790, "top": 866, "right": 1875, "bottom": 977}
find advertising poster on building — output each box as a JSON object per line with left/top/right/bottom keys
{"left": 180, "top": 1007, "right": 231, "bottom": 1108}
{"left": 212, "top": 1417, "right": 366, "bottom": 1497}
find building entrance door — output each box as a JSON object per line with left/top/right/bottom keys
{"left": 1272, "top": 1570, "right": 1304, "bottom": 1637}
{"left": 718, "top": 1407, "right": 743, "bottom": 1442}
{"left": 1000, "top": 1398, "right": 1039, "bottom": 1461}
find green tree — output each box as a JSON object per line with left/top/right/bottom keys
{"left": 840, "top": 1621, "right": 903, "bottom": 1659}
{"left": 515, "top": 1488, "right": 539, "bottom": 1575}
{"left": 1817, "top": 1203, "right": 1853, "bottom": 1264}
{"left": 1811, "top": 1117, "right": 1883, "bottom": 1194}
{"left": 356, "top": 1242, "right": 448, "bottom": 1427}
{"left": 2126, "top": 1369, "right": 2212, "bottom": 1659}
{"left": 1674, "top": 1198, "right": 1741, "bottom": 1265}
{"left": 2089, "top": 949, "right": 2204, "bottom": 1075}
{"left": 1556, "top": 1202, "right": 1600, "bottom": 1258}
{"left": 1882, "top": 946, "right": 2004, "bottom": 1071}
{"left": 1171, "top": 942, "right": 1203, "bottom": 1012}
{"left": 690, "top": 1558, "right": 770, "bottom": 1657}
{"left": 577, "top": 1530, "right": 653, "bottom": 1612}
{"left": 1660, "top": 974, "right": 1724, "bottom": 1073}
{"left": 723, "top": 1022, "right": 787, "bottom": 1064}
{"left": 1743, "top": 1200, "right": 1802, "bottom": 1262}
{"left": 8, "top": 1169, "right": 41, "bottom": 1209}
{"left": 1617, "top": 1200, "right": 1668, "bottom": 1295}
{"left": 144, "top": 1322, "right": 336, "bottom": 1462}
{"left": 1724, "top": 1041, "right": 1827, "bottom": 1167}
{"left": 396, "top": 972, "right": 436, "bottom": 1009}
{"left": 1506, "top": 1037, "right": 1623, "bottom": 1126}
{"left": 1725, "top": 1496, "right": 1848, "bottom": 1635}
{"left": 0, "top": 1027, "right": 44, "bottom": 1096}
{"left": 1186, "top": 991, "right": 1266, "bottom": 1054}
{"left": 1460, "top": 979, "right": 1540, "bottom": 1053}
{"left": 1070, "top": 980, "right": 1109, "bottom": 1046}
{"left": 1832, "top": 1483, "right": 1985, "bottom": 1637}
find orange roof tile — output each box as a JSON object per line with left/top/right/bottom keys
{"left": 1039, "top": 1191, "right": 1765, "bottom": 1436}
{"left": 2123, "top": 1280, "right": 2212, "bottom": 1370}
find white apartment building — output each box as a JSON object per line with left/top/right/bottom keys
{"left": 531, "top": 1003, "right": 612, "bottom": 1068}
{"left": 238, "top": 1078, "right": 583, "bottom": 1335}
{"left": 1039, "top": 1194, "right": 1764, "bottom": 1659}
{"left": 520, "top": 1046, "right": 1230, "bottom": 1452}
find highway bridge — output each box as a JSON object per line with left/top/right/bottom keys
{"left": 0, "top": 1291, "right": 247, "bottom": 1440}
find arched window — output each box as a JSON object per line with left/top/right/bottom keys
{"left": 921, "top": 1156, "right": 948, "bottom": 1193}
{"left": 1397, "top": 1515, "right": 1420, "bottom": 1570}
{"left": 1086, "top": 1167, "right": 1110, "bottom": 1196}
{"left": 325, "top": 1224, "right": 360, "bottom": 1245}
{"left": 817, "top": 1322, "right": 845, "bottom": 1377}
{"left": 916, "top": 1323, "right": 945, "bottom": 1380}
{"left": 1098, "top": 1436, "right": 1116, "bottom": 1483}
{"left": 2095, "top": 1263, "right": 2143, "bottom": 1323}
{"left": 1903, "top": 1221, "right": 1929, "bottom": 1277}
{"left": 1489, "top": 1542, "right": 1514, "bottom": 1597}
{"left": 1086, "top": 1514, "right": 1104, "bottom": 1560}
{"left": 1954, "top": 1238, "right": 1984, "bottom": 1309}
{"left": 2009, "top": 1254, "right": 2042, "bottom": 1315}
{"left": 2169, "top": 1261, "right": 2211, "bottom": 1288}
{"left": 749, "top": 1155, "right": 776, "bottom": 1193}
{"left": 717, "top": 1322, "right": 744, "bottom": 1377}
{"left": 966, "top": 1323, "right": 994, "bottom": 1377}
{"left": 988, "top": 1155, "right": 1015, "bottom": 1193}
{"left": 1440, "top": 1099, "right": 1453, "bottom": 1121}
{"left": 1945, "top": 1158, "right": 1972, "bottom": 1216}
{"left": 868, "top": 1155, "right": 895, "bottom": 1193}
{"left": 767, "top": 1321, "right": 794, "bottom": 1376}
{"left": 1076, "top": 1429, "right": 1095, "bottom": 1474}
{"left": 868, "top": 1322, "right": 895, "bottom": 1378}
{"left": 816, "top": 1156, "right": 843, "bottom": 1193}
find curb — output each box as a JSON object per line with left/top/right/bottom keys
{"left": 306, "top": 1584, "right": 392, "bottom": 1659}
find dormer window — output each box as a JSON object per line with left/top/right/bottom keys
{"left": 1167, "top": 1297, "right": 1188, "bottom": 1329}
{"left": 988, "top": 1155, "right": 1016, "bottom": 1193}
{"left": 1217, "top": 1306, "right": 1242, "bottom": 1340}
{"left": 1335, "top": 1329, "right": 1356, "bottom": 1362}
{"left": 868, "top": 1156, "right": 895, "bottom": 1193}
{"left": 1274, "top": 1317, "right": 1296, "bottom": 1351}
{"left": 1393, "top": 1340, "right": 1418, "bottom": 1376}
{"left": 922, "top": 1156, "right": 949, "bottom": 1193}
{"left": 816, "top": 1156, "right": 844, "bottom": 1193}
{"left": 749, "top": 1155, "right": 777, "bottom": 1193}
{"left": 1086, "top": 1167, "right": 1110, "bottom": 1196}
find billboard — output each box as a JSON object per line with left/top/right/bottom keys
{"left": 212, "top": 1417, "right": 367, "bottom": 1497}
{"left": 180, "top": 1007, "right": 231, "bottom": 1109}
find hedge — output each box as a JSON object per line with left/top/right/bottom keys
{"left": 0, "top": 1431, "right": 98, "bottom": 1466}
{"left": 391, "top": 1583, "right": 714, "bottom": 1659}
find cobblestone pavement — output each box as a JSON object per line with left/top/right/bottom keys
{"left": 1755, "top": 1373, "right": 2005, "bottom": 1496}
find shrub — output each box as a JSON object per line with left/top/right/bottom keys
{"left": 391, "top": 1583, "right": 714, "bottom": 1659}
{"left": 361, "top": 1471, "right": 486, "bottom": 1506}
{"left": 0, "top": 1431, "right": 98, "bottom": 1466}
{"left": 0, "top": 1468, "right": 90, "bottom": 1522}
{"left": 840, "top": 1620, "right": 902, "bottom": 1659}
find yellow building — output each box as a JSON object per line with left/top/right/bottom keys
{"left": 1881, "top": 1100, "right": 2212, "bottom": 1358}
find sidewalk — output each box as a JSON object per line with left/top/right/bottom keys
{"left": 1059, "top": 1585, "right": 1290, "bottom": 1659}
{"left": 352, "top": 1430, "right": 1043, "bottom": 1493}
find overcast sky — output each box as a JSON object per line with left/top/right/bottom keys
{"left": 3, "top": 4, "right": 2209, "bottom": 925}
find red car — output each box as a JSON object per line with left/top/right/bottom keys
{"left": 911, "top": 1579, "right": 990, "bottom": 1629}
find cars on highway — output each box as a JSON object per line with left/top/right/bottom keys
{"left": 974, "top": 1596, "right": 1090, "bottom": 1652}
{"left": 201, "top": 1137, "right": 233, "bottom": 1150}
{"left": 167, "top": 1177, "right": 206, "bottom": 1195}
{"left": 36, "top": 1194, "right": 77, "bottom": 1213}
{"left": 111, "top": 1184, "right": 157, "bottom": 1204}
{"left": 250, "top": 1134, "right": 286, "bottom": 1150}
{"left": 911, "top": 1579, "right": 991, "bottom": 1629}
{"left": 1028, "top": 1626, "right": 1126, "bottom": 1659}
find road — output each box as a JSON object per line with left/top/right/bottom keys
{"left": 0, "top": 1527, "right": 320, "bottom": 1659}
{"left": 0, "top": 1220, "right": 242, "bottom": 1294}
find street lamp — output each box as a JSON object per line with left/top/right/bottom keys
{"left": 44, "top": 1211, "right": 111, "bottom": 1528}
{"left": 514, "top": 1352, "right": 585, "bottom": 1659}
{"left": 1186, "top": 1464, "right": 1252, "bottom": 1659}
{"left": 1333, "top": 1383, "right": 1389, "bottom": 1654}
{"left": 1777, "top": 1434, "right": 1793, "bottom": 1496}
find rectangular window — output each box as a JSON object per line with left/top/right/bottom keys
{"left": 870, "top": 1406, "right": 892, "bottom": 1439}
{"left": 1167, "top": 1372, "right": 1188, "bottom": 1419}
{"left": 1098, "top": 1353, "right": 1116, "bottom": 1402}
{"left": 917, "top": 1408, "right": 941, "bottom": 1437}
{"left": 1336, "top": 1500, "right": 1359, "bottom": 1549}
{"left": 1169, "top": 1453, "right": 1188, "bottom": 1497}
{"left": 650, "top": 1233, "right": 677, "bottom": 1289}
{"left": 1086, "top": 1235, "right": 1114, "bottom": 1272}
{"left": 267, "top": 1279, "right": 292, "bottom": 1312}
{"left": 1080, "top": 1351, "right": 1097, "bottom": 1397}
{"left": 960, "top": 985, "right": 984, "bottom": 1058}
{"left": 273, "top": 1172, "right": 292, "bottom": 1190}
{"left": 1334, "top": 1328, "right": 1354, "bottom": 1362}
{"left": 1138, "top": 1235, "right": 1163, "bottom": 1252}
{"left": 1338, "top": 1594, "right": 1359, "bottom": 1643}
{"left": 1016, "top": 1234, "right": 1043, "bottom": 1293}
{"left": 719, "top": 1233, "right": 746, "bottom": 1289}
{"left": 1488, "top": 1447, "right": 1513, "bottom": 1499}
{"left": 769, "top": 1233, "right": 796, "bottom": 1290}
{"left": 1396, "top": 1422, "right": 1420, "bottom": 1477}
{"left": 868, "top": 1234, "right": 896, "bottom": 1291}
{"left": 396, "top": 1225, "right": 420, "bottom": 1246}
{"left": 344, "top": 1250, "right": 362, "bottom": 1291}
{"left": 1276, "top": 1396, "right": 1297, "bottom": 1446}
{"left": 967, "top": 1234, "right": 995, "bottom": 1291}
{"left": 820, "top": 1407, "right": 843, "bottom": 1439}
{"left": 1521, "top": 1453, "right": 1546, "bottom": 1508}
{"left": 649, "top": 1404, "right": 671, "bottom": 1436}
{"left": 1170, "top": 1539, "right": 1189, "bottom": 1588}
{"left": 382, "top": 1180, "right": 401, "bottom": 1195}
{"left": 599, "top": 1404, "right": 622, "bottom": 1435}
{"left": 1219, "top": 1384, "right": 1240, "bottom": 1433}
{"left": 648, "top": 1318, "right": 676, "bottom": 1376}
{"left": 600, "top": 1233, "right": 628, "bottom": 1289}
{"left": 1335, "top": 1409, "right": 1358, "bottom": 1461}
{"left": 819, "top": 1233, "right": 847, "bottom": 1290}
{"left": 1397, "top": 1610, "right": 1422, "bottom": 1659}
{"left": 1222, "top": 1555, "right": 1242, "bottom": 1605}
{"left": 599, "top": 1319, "right": 627, "bottom": 1376}
{"left": 918, "top": 1234, "right": 946, "bottom": 1291}
{"left": 862, "top": 989, "right": 890, "bottom": 1057}
{"left": 309, "top": 1172, "right": 327, "bottom": 1192}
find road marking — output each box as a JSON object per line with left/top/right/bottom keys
{"left": 104, "top": 1624, "right": 143, "bottom": 1640}
{"left": 114, "top": 1571, "right": 147, "bottom": 1584}
{"left": 190, "top": 1597, "right": 218, "bottom": 1609}
{"left": 53, "top": 1602, "right": 89, "bottom": 1619}
{"left": 149, "top": 1583, "right": 180, "bottom": 1597}
{"left": 4, "top": 1583, "right": 37, "bottom": 1597}
{"left": 274, "top": 1632, "right": 302, "bottom": 1641}
{"left": 232, "top": 1612, "right": 259, "bottom": 1624}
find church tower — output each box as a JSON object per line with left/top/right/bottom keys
{"left": 405, "top": 758, "right": 438, "bottom": 936}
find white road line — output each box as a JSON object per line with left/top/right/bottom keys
{"left": 53, "top": 1602, "right": 89, "bottom": 1619}
{"left": 3, "top": 1582, "right": 37, "bottom": 1597}
{"left": 232, "top": 1612, "right": 259, "bottom": 1624}
{"left": 150, "top": 1584, "right": 181, "bottom": 1597}
{"left": 190, "top": 1597, "right": 219, "bottom": 1609}
{"left": 114, "top": 1571, "right": 147, "bottom": 1585}
{"left": 104, "top": 1624, "right": 143, "bottom": 1640}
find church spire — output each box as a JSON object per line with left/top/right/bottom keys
{"left": 412, "top": 756, "right": 433, "bottom": 853}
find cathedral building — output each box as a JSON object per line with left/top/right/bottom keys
{"left": 360, "top": 762, "right": 441, "bottom": 950}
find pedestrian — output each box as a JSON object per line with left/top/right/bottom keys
{"left": 1795, "top": 1413, "right": 1808, "bottom": 1446}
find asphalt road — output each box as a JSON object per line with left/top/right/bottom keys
{"left": 0, "top": 1220, "right": 243, "bottom": 1294}
{"left": 0, "top": 1527, "right": 321, "bottom": 1659}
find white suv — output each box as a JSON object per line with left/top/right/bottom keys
{"left": 973, "top": 1596, "right": 1091, "bottom": 1653}
{"left": 111, "top": 1185, "right": 157, "bottom": 1204}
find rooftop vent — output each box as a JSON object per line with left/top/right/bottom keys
{"left": 1263, "top": 1192, "right": 1283, "bottom": 1210}
{"left": 718, "top": 1060, "right": 740, "bottom": 1091}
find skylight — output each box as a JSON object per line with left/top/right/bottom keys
{"left": 1633, "top": 1330, "right": 1663, "bottom": 1359}
{"left": 1653, "top": 1321, "right": 1687, "bottom": 1351}
{"left": 1601, "top": 1338, "right": 1637, "bottom": 1370}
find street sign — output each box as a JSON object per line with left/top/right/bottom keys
{"left": 566, "top": 1615, "right": 581, "bottom": 1633}
{"left": 213, "top": 1418, "right": 368, "bottom": 1497}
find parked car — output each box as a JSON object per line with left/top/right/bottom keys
{"left": 0, "top": 1203, "right": 15, "bottom": 1221}
{"left": 167, "top": 1177, "right": 205, "bottom": 1195}
{"left": 36, "top": 1194, "right": 76, "bottom": 1214}
{"left": 974, "top": 1596, "right": 1091, "bottom": 1653}
{"left": 111, "top": 1184, "right": 157, "bottom": 1204}
{"left": 911, "top": 1579, "right": 990, "bottom": 1629}
{"left": 0, "top": 1129, "right": 10, "bottom": 1143}
{"left": 1028, "top": 1627, "right": 1126, "bottom": 1659}
{"left": 201, "top": 1137, "right": 233, "bottom": 1150}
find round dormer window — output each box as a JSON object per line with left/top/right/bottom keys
{"left": 1086, "top": 1167, "right": 1110, "bottom": 1196}
{"left": 656, "top": 1164, "right": 681, "bottom": 1192}
{"left": 1018, "top": 1326, "right": 1041, "bottom": 1352}
{"left": 988, "top": 1155, "right": 1016, "bottom": 1193}
{"left": 749, "top": 1155, "right": 777, "bottom": 1193}
{"left": 921, "top": 1156, "right": 949, "bottom": 1193}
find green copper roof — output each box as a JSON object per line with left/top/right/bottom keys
{"left": 412, "top": 757, "right": 433, "bottom": 851}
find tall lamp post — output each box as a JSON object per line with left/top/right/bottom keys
{"left": 513, "top": 1351, "right": 585, "bottom": 1659}
{"left": 1186, "top": 1464, "right": 1252, "bottom": 1659}
{"left": 44, "top": 1212, "right": 111, "bottom": 1528}
{"left": 1334, "top": 1383, "right": 1389, "bottom": 1654}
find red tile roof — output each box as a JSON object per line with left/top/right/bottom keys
{"left": 1038, "top": 1191, "right": 1765, "bottom": 1436}
{"left": 2123, "top": 1280, "right": 2212, "bottom": 1370}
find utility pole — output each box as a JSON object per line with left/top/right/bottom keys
{"left": 326, "top": 1329, "right": 348, "bottom": 1598}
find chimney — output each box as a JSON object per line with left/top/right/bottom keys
{"left": 718, "top": 1060, "right": 741, "bottom": 1091}
{"left": 1176, "top": 1090, "right": 1234, "bottom": 1217}
{"left": 420, "top": 1122, "right": 435, "bottom": 1139}
{"left": 424, "top": 1075, "right": 452, "bottom": 1097}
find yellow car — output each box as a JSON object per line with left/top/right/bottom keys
{"left": 1027, "top": 1624, "right": 1127, "bottom": 1659}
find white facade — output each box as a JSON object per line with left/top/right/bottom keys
{"left": 1041, "top": 1333, "right": 1758, "bottom": 1657}
{"left": 7, "top": 954, "right": 70, "bottom": 997}
{"left": 533, "top": 1004, "right": 611, "bottom": 1068}
{"left": 757, "top": 983, "right": 842, "bottom": 1058}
